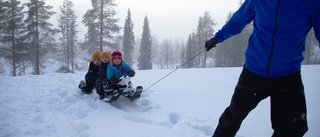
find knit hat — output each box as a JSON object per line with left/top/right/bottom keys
{"left": 101, "top": 51, "right": 111, "bottom": 61}
{"left": 91, "top": 50, "right": 101, "bottom": 61}
{"left": 111, "top": 51, "right": 122, "bottom": 61}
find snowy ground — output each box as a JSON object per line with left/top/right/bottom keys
{"left": 0, "top": 65, "right": 319, "bottom": 137}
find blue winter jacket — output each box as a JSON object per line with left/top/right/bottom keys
{"left": 215, "top": 0, "right": 320, "bottom": 77}
{"left": 107, "top": 62, "right": 132, "bottom": 80}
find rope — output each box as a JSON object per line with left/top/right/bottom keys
{"left": 143, "top": 48, "right": 207, "bottom": 92}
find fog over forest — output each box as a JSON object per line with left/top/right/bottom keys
{"left": 0, "top": 0, "right": 319, "bottom": 76}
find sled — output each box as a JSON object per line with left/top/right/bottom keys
{"left": 102, "top": 76, "right": 143, "bottom": 102}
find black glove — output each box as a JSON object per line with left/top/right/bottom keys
{"left": 205, "top": 37, "right": 218, "bottom": 51}
{"left": 127, "top": 70, "right": 135, "bottom": 77}
{"left": 109, "top": 77, "right": 119, "bottom": 85}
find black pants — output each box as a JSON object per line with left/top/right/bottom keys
{"left": 80, "top": 78, "right": 99, "bottom": 94}
{"left": 213, "top": 67, "right": 308, "bottom": 137}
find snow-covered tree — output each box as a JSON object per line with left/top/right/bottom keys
{"left": 138, "top": 16, "right": 152, "bottom": 70}
{"left": 82, "top": 0, "right": 120, "bottom": 54}
{"left": 58, "top": 0, "right": 78, "bottom": 72}
{"left": 122, "top": 9, "right": 135, "bottom": 66}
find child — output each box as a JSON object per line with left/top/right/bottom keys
{"left": 106, "top": 51, "right": 135, "bottom": 91}
{"left": 78, "top": 50, "right": 101, "bottom": 94}
{"left": 97, "top": 51, "right": 111, "bottom": 99}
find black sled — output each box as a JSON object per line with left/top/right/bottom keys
{"left": 102, "top": 76, "right": 143, "bottom": 102}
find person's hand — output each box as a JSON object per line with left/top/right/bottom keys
{"left": 205, "top": 37, "right": 218, "bottom": 51}
{"left": 127, "top": 70, "right": 135, "bottom": 77}
{"left": 110, "top": 77, "right": 119, "bottom": 85}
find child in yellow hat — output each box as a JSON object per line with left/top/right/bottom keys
{"left": 78, "top": 51, "right": 101, "bottom": 94}
{"left": 97, "top": 51, "right": 111, "bottom": 99}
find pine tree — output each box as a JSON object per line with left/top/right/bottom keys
{"left": 195, "top": 11, "right": 216, "bottom": 68}
{"left": 122, "top": 9, "right": 135, "bottom": 66}
{"left": 82, "top": 0, "right": 120, "bottom": 54}
{"left": 0, "top": 0, "right": 25, "bottom": 76}
{"left": 138, "top": 16, "right": 152, "bottom": 70}
{"left": 23, "top": 0, "right": 56, "bottom": 75}
{"left": 58, "top": 0, "right": 78, "bottom": 72}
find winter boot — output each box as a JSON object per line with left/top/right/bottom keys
{"left": 78, "top": 80, "right": 85, "bottom": 89}
{"left": 99, "top": 93, "right": 105, "bottom": 100}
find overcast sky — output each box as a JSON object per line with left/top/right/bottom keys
{"left": 44, "top": 0, "right": 241, "bottom": 42}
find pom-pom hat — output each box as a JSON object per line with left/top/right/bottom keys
{"left": 111, "top": 51, "right": 122, "bottom": 61}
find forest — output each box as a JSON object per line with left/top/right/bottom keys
{"left": 0, "top": 0, "right": 319, "bottom": 76}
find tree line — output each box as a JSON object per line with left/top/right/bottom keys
{"left": 182, "top": 4, "right": 319, "bottom": 69}
{"left": 0, "top": 0, "right": 152, "bottom": 76}
{"left": 0, "top": 0, "right": 319, "bottom": 76}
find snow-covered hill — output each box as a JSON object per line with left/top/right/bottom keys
{"left": 0, "top": 65, "right": 319, "bottom": 137}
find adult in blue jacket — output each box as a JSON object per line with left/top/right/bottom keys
{"left": 205, "top": 0, "right": 320, "bottom": 136}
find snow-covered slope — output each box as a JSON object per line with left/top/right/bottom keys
{"left": 0, "top": 65, "right": 319, "bottom": 137}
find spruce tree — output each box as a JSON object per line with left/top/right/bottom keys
{"left": 0, "top": 0, "right": 25, "bottom": 76}
{"left": 82, "top": 0, "right": 120, "bottom": 54}
{"left": 138, "top": 16, "right": 152, "bottom": 70}
{"left": 122, "top": 9, "right": 135, "bottom": 66}
{"left": 23, "top": 0, "right": 56, "bottom": 75}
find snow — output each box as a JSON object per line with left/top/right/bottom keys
{"left": 0, "top": 65, "right": 319, "bottom": 137}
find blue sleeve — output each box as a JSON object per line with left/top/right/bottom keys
{"left": 215, "top": 0, "right": 255, "bottom": 43}
{"left": 107, "top": 65, "right": 114, "bottom": 80}
{"left": 124, "top": 63, "right": 132, "bottom": 74}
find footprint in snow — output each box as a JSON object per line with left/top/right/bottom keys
{"left": 188, "top": 124, "right": 213, "bottom": 136}
{"left": 168, "top": 112, "right": 180, "bottom": 125}
{"left": 75, "top": 123, "right": 90, "bottom": 132}
{"left": 110, "top": 97, "right": 153, "bottom": 112}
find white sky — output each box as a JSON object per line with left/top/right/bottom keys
{"left": 43, "top": 0, "right": 240, "bottom": 41}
